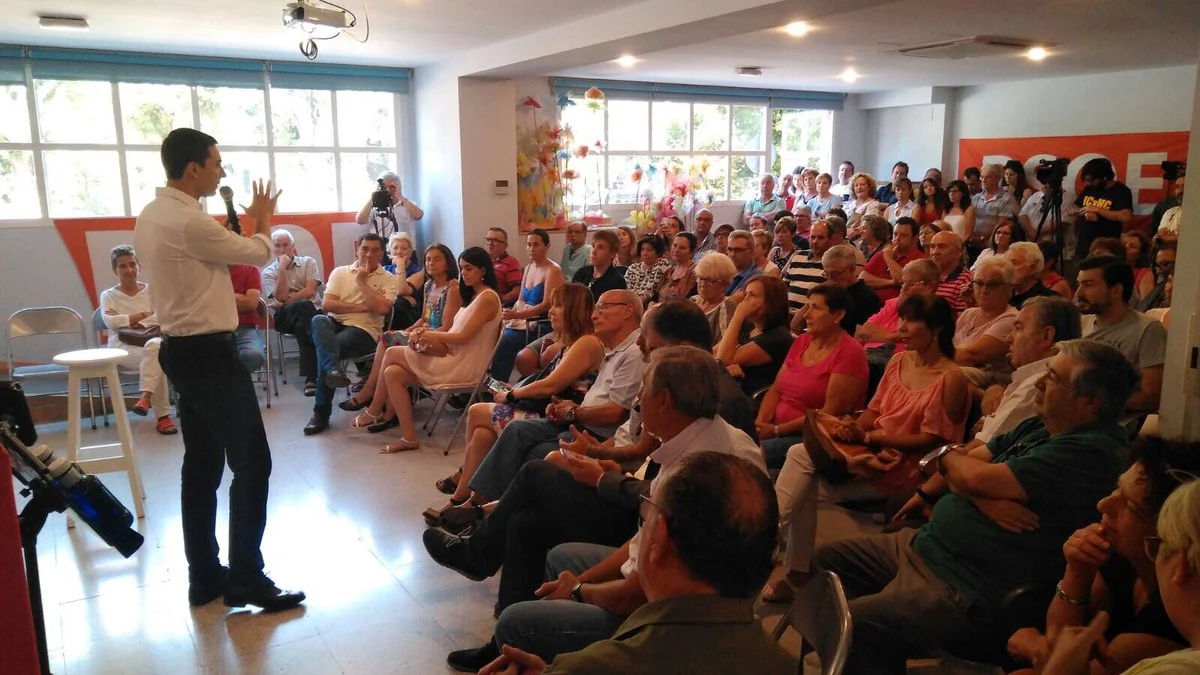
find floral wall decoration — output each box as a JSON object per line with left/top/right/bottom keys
{"left": 516, "top": 95, "right": 569, "bottom": 231}
{"left": 625, "top": 158, "right": 714, "bottom": 236}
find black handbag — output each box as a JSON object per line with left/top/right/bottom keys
{"left": 0, "top": 380, "right": 38, "bottom": 446}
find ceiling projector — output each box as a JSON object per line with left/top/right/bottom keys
{"left": 282, "top": 1, "right": 352, "bottom": 30}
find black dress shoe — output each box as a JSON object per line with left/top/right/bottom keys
{"left": 447, "top": 640, "right": 501, "bottom": 673}
{"left": 338, "top": 396, "right": 371, "bottom": 412}
{"left": 224, "top": 578, "right": 306, "bottom": 612}
{"left": 188, "top": 566, "right": 229, "bottom": 606}
{"left": 422, "top": 528, "right": 491, "bottom": 582}
{"left": 324, "top": 369, "right": 351, "bottom": 389}
{"left": 366, "top": 416, "right": 400, "bottom": 434}
{"left": 303, "top": 413, "right": 330, "bottom": 435}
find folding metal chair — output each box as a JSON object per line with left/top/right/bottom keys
{"left": 773, "top": 570, "right": 852, "bottom": 675}
{"left": 252, "top": 298, "right": 278, "bottom": 407}
{"left": 6, "top": 306, "right": 102, "bottom": 427}
{"left": 441, "top": 323, "right": 505, "bottom": 455}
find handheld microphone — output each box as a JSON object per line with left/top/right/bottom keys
{"left": 219, "top": 185, "right": 241, "bottom": 234}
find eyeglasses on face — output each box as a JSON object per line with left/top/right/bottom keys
{"left": 1145, "top": 535, "right": 1164, "bottom": 562}
{"left": 638, "top": 493, "right": 664, "bottom": 528}
{"left": 696, "top": 276, "right": 727, "bottom": 284}
{"left": 971, "top": 280, "right": 1008, "bottom": 289}
{"left": 727, "top": 246, "right": 750, "bottom": 254}
{"left": 595, "top": 301, "right": 631, "bottom": 312}
{"left": 484, "top": 237, "right": 506, "bottom": 244}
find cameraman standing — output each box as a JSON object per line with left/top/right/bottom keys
{"left": 1073, "top": 157, "right": 1132, "bottom": 260}
{"left": 1151, "top": 166, "right": 1184, "bottom": 232}
{"left": 355, "top": 171, "right": 424, "bottom": 238}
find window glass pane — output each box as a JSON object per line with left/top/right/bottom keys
{"left": 43, "top": 150, "right": 124, "bottom": 217}
{"left": 563, "top": 153, "right": 603, "bottom": 216}
{"left": 335, "top": 91, "right": 395, "bottom": 147}
{"left": 35, "top": 80, "right": 117, "bottom": 144}
{"left": 605, "top": 155, "right": 646, "bottom": 204}
{"left": 694, "top": 155, "right": 729, "bottom": 202}
{"left": 0, "top": 85, "right": 32, "bottom": 143}
{"left": 206, "top": 151, "right": 271, "bottom": 214}
{"left": 731, "top": 155, "right": 768, "bottom": 201}
{"left": 559, "top": 98, "right": 604, "bottom": 149}
{"left": 119, "top": 83, "right": 193, "bottom": 146}
{"left": 731, "top": 105, "right": 766, "bottom": 152}
{"left": 651, "top": 101, "right": 689, "bottom": 151}
{"left": 691, "top": 103, "right": 728, "bottom": 152}
{"left": 340, "top": 152, "right": 395, "bottom": 211}
{"left": 607, "top": 100, "right": 648, "bottom": 152}
{"left": 275, "top": 152, "right": 336, "bottom": 213}
{"left": 0, "top": 150, "right": 40, "bottom": 219}
{"left": 124, "top": 151, "right": 165, "bottom": 213}
{"left": 197, "top": 87, "right": 267, "bottom": 146}
{"left": 271, "top": 88, "right": 334, "bottom": 147}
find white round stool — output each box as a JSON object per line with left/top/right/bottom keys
{"left": 52, "top": 348, "right": 147, "bottom": 525}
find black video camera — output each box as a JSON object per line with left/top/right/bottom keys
{"left": 1161, "top": 161, "right": 1186, "bottom": 182}
{"left": 1035, "top": 157, "right": 1070, "bottom": 187}
{"left": 372, "top": 178, "right": 393, "bottom": 213}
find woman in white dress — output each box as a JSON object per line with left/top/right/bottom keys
{"left": 943, "top": 180, "right": 977, "bottom": 242}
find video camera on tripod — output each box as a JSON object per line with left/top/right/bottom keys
{"left": 371, "top": 178, "right": 393, "bottom": 215}
{"left": 1035, "top": 157, "right": 1071, "bottom": 188}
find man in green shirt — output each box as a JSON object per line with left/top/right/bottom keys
{"left": 477, "top": 452, "right": 794, "bottom": 675}
{"left": 815, "top": 339, "right": 1139, "bottom": 674}
{"left": 742, "top": 174, "right": 786, "bottom": 226}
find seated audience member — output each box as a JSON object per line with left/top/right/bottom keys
{"left": 783, "top": 219, "right": 835, "bottom": 315}
{"left": 475, "top": 452, "right": 792, "bottom": 675}
{"left": 261, "top": 229, "right": 322, "bottom": 394}
{"left": 928, "top": 230, "right": 975, "bottom": 315}
{"left": 746, "top": 213, "right": 769, "bottom": 232}
{"left": 488, "top": 228, "right": 564, "bottom": 381}
{"left": 303, "top": 234, "right": 400, "bottom": 435}
{"left": 743, "top": 174, "right": 786, "bottom": 225}
{"left": 624, "top": 235, "right": 670, "bottom": 305}
{"left": 769, "top": 216, "right": 800, "bottom": 271}
{"left": 944, "top": 180, "right": 978, "bottom": 243}
{"left": 229, "top": 263, "right": 266, "bottom": 373}
{"left": 954, "top": 257, "right": 1019, "bottom": 387}
{"left": 615, "top": 226, "right": 637, "bottom": 268}
{"left": 724, "top": 230, "right": 762, "bottom": 300}
{"left": 1041, "top": 478, "right": 1200, "bottom": 675}
{"left": 384, "top": 232, "right": 423, "bottom": 330}
{"left": 876, "top": 162, "right": 908, "bottom": 204}
{"left": 972, "top": 217, "right": 1025, "bottom": 273}
{"left": 972, "top": 164, "right": 1020, "bottom": 252}
{"left": 1075, "top": 255, "right": 1166, "bottom": 413}
{"left": 430, "top": 283, "right": 603, "bottom": 516}
{"left": 1040, "top": 241, "right": 1074, "bottom": 299}
{"left": 925, "top": 167, "right": 944, "bottom": 185}
{"left": 714, "top": 276, "right": 794, "bottom": 397}
{"left": 384, "top": 231, "right": 421, "bottom": 277}
{"left": 769, "top": 294, "right": 969, "bottom": 604}
{"left": 368, "top": 247, "right": 502, "bottom": 453}
{"left": 1008, "top": 436, "right": 1200, "bottom": 675}
{"left": 657, "top": 215, "right": 683, "bottom": 242}
{"left": 915, "top": 177, "right": 949, "bottom": 226}
{"left": 884, "top": 177, "right": 916, "bottom": 224}
{"left": 792, "top": 243, "right": 882, "bottom": 334}
{"left": 756, "top": 283, "right": 867, "bottom": 474}
{"left": 1007, "top": 241, "right": 1057, "bottom": 307}
{"left": 790, "top": 204, "right": 814, "bottom": 243}
{"left": 691, "top": 209, "right": 716, "bottom": 259}
{"left": 657, "top": 232, "right": 698, "bottom": 303}
{"left": 856, "top": 258, "right": 941, "bottom": 391}
{"left": 973, "top": 297, "right": 1081, "bottom": 443}
{"left": 831, "top": 161, "right": 855, "bottom": 200}
{"left": 355, "top": 171, "right": 423, "bottom": 232}
{"left": 713, "top": 223, "right": 733, "bottom": 256}
{"left": 572, "top": 230, "right": 627, "bottom": 299}
{"left": 1090, "top": 236, "right": 1127, "bottom": 259}
{"left": 861, "top": 217, "right": 925, "bottom": 302}
{"left": 1144, "top": 271, "right": 1174, "bottom": 331}
{"left": 1136, "top": 243, "right": 1175, "bottom": 312}
{"left": 100, "top": 245, "right": 176, "bottom": 434}
{"left": 444, "top": 348, "right": 767, "bottom": 667}
{"left": 807, "top": 172, "right": 840, "bottom": 217}
{"left": 794, "top": 167, "right": 819, "bottom": 205}
{"left": 919, "top": 221, "right": 942, "bottom": 252}
{"left": 1124, "top": 230, "right": 1153, "bottom": 284}
{"left": 462, "top": 290, "right": 644, "bottom": 503}
{"left": 690, "top": 251, "right": 738, "bottom": 345}
{"left": 751, "top": 230, "right": 782, "bottom": 278}
{"left": 485, "top": 227, "right": 524, "bottom": 306}
{"left": 560, "top": 221, "right": 591, "bottom": 281}
{"left": 337, "top": 243, "right": 460, "bottom": 416}
{"left": 846, "top": 173, "right": 884, "bottom": 239}
{"left": 840, "top": 339, "right": 1138, "bottom": 674}
{"left": 857, "top": 214, "right": 892, "bottom": 264}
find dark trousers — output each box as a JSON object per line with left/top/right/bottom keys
{"left": 159, "top": 332, "right": 272, "bottom": 587}
{"left": 311, "top": 315, "right": 376, "bottom": 415}
{"left": 272, "top": 300, "right": 319, "bottom": 379}
{"left": 466, "top": 460, "right": 638, "bottom": 612}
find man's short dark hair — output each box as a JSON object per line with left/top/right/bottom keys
{"left": 110, "top": 245, "right": 137, "bottom": 272}
{"left": 161, "top": 128, "right": 218, "bottom": 181}
{"left": 1129, "top": 436, "right": 1200, "bottom": 518}
{"left": 1080, "top": 157, "right": 1116, "bottom": 182}
{"left": 840, "top": 161, "right": 855, "bottom": 171}
{"left": 649, "top": 300, "right": 712, "bottom": 348}
{"left": 1023, "top": 296, "right": 1081, "bottom": 343}
{"left": 964, "top": 166, "right": 981, "bottom": 180}
{"left": 894, "top": 217, "right": 918, "bottom": 237}
{"left": 675, "top": 231, "right": 697, "bottom": 251}
{"left": 893, "top": 161, "right": 909, "bottom": 173}
{"left": 713, "top": 224, "right": 734, "bottom": 236}
{"left": 1078, "top": 254, "right": 1135, "bottom": 303}
{"left": 826, "top": 207, "right": 847, "bottom": 223}
{"left": 591, "top": 229, "right": 619, "bottom": 252}
{"left": 1056, "top": 339, "right": 1139, "bottom": 421}
{"left": 357, "top": 233, "right": 386, "bottom": 250}
{"left": 637, "top": 234, "right": 665, "bottom": 257}
{"left": 487, "top": 227, "right": 508, "bottom": 243}
{"left": 529, "top": 228, "right": 550, "bottom": 246}
{"left": 658, "top": 452, "right": 778, "bottom": 598}
{"left": 823, "top": 215, "right": 848, "bottom": 239}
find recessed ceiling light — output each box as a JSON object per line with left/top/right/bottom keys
{"left": 784, "top": 21, "right": 811, "bottom": 37}
{"left": 615, "top": 55, "right": 638, "bottom": 67}
{"left": 838, "top": 67, "right": 860, "bottom": 83}
{"left": 1026, "top": 46, "right": 1049, "bottom": 61}
{"left": 38, "top": 15, "right": 89, "bottom": 31}
{"left": 736, "top": 67, "right": 762, "bottom": 78}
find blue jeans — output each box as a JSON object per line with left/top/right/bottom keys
{"left": 494, "top": 543, "right": 625, "bottom": 662}
{"left": 488, "top": 327, "right": 533, "bottom": 382}
{"left": 762, "top": 434, "right": 804, "bottom": 471}
{"left": 467, "top": 418, "right": 575, "bottom": 501}
{"left": 234, "top": 325, "right": 265, "bottom": 374}
{"left": 311, "top": 315, "right": 375, "bottom": 415}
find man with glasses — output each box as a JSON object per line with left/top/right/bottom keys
{"left": 861, "top": 217, "right": 926, "bottom": 302}
{"left": 792, "top": 243, "right": 880, "bottom": 334}
{"left": 485, "top": 227, "right": 524, "bottom": 306}
{"left": 1074, "top": 158, "right": 1133, "bottom": 261}
{"left": 560, "top": 221, "right": 592, "bottom": 281}
{"left": 835, "top": 339, "right": 1137, "bottom": 674}
{"left": 723, "top": 230, "right": 761, "bottom": 300}
{"left": 857, "top": 258, "right": 941, "bottom": 391}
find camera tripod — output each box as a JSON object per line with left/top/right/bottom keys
{"left": 1034, "top": 183, "right": 1067, "bottom": 275}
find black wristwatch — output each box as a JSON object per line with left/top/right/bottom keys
{"left": 570, "top": 581, "right": 585, "bottom": 603}
{"left": 565, "top": 406, "right": 578, "bottom": 424}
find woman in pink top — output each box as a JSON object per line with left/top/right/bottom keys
{"left": 764, "top": 294, "right": 970, "bottom": 602}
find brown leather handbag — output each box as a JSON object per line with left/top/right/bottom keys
{"left": 116, "top": 326, "right": 161, "bottom": 347}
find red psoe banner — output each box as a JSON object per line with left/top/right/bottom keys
{"left": 958, "top": 131, "right": 1189, "bottom": 216}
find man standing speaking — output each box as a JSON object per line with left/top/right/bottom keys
{"left": 134, "top": 128, "right": 305, "bottom": 612}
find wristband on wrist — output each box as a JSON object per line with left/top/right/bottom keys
{"left": 915, "top": 487, "right": 935, "bottom": 505}
{"left": 1055, "top": 580, "right": 1086, "bottom": 606}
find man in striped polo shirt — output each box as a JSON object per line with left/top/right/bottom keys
{"left": 928, "top": 230, "right": 973, "bottom": 315}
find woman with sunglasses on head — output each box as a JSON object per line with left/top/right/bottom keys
{"left": 1008, "top": 437, "right": 1200, "bottom": 675}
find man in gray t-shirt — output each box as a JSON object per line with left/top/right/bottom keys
{"left": 1076, "top": 255, "right": 1166, "bottom": 412}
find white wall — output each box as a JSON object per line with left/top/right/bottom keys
{"left": 830, "top": 95, "right": 867, "bottom": 172}
{"left": 458, "top": 77, "right": 519, "bottom": 260}
{"left": 863, "top": 103, "right": 948, "bottom": 180}
{"left": 412, "top": 64, "right": 466, "bottom": 253}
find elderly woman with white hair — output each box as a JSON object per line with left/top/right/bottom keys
{"left": 355, "top": 171, "right": 424, "bottom": 234}
{"left": 953, "top": 256, "right": 1019, "bottom": 387}
{"left": 690, "top": 251, "right": 739, "bottom": 345}
{"left": 1006, "top": 241, "right": 1056, "bottom": 308}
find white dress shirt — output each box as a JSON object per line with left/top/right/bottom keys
{"left": 133, "top": 187, "right": 271, "bottom": 336}
{"left": 99, "top": 284, "right": 158, "bottom": 348}
{"left": 974, "top": 356, "right": 1051, "bottom": 443}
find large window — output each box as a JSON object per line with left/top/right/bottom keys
{"left": 558, "top": 95, "right": 832, "bottom": 212}
{"left": 0, "top": 54, "right": 409, "bottom": 221}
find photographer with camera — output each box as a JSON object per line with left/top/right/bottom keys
{"left": 355, "top": 171, "right": 424, "bottom": 238}
{"left": 1074, "top": 158, "right": 1133, "bottom": 260}
{"left": 1150, "top": 162, "right": 1185, "bottom": 232}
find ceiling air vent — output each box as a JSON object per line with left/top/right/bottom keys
{"left": 895, "top": 36, "right": 1040, "bottom": 59}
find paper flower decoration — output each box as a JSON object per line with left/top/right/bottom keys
{"left": 522, "top": 96, "right": 542, "bottom": 109}
{"left": 584, "top": 87, "right": 605, "bottom": 100}
{"left": 575, "top": 145, "right": 590, "bottom": 158}
{"left": 562, "top": 169, "right": 579, "bottom": 180}
{"left": 629, "top": 169, "right": 643, "bottom": 183}
{"left": 557, "top": 93, "right": 575, "bottom": 109}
